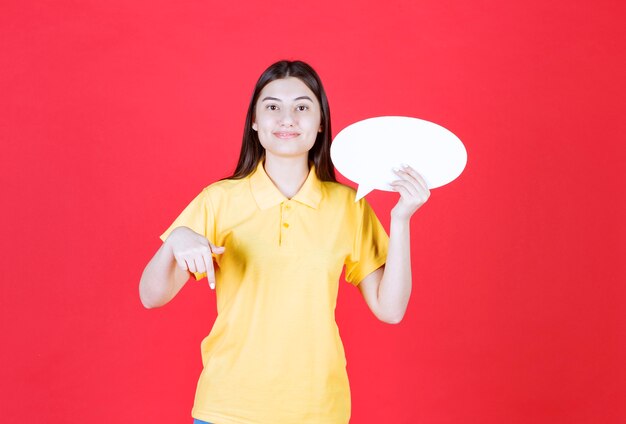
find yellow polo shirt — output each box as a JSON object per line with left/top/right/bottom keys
{"left": 160, "top": 161, "right": 389, "bottom": 424}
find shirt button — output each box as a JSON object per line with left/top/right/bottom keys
{"left": 283, "top": 222, "right": 289, "bottom": 228}
{"left": 285, "top": 204, "right": 291, "bottom": 210}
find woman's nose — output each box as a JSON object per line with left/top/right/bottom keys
{"left": 279, "top": 110, "right": 295, "bottom": 126}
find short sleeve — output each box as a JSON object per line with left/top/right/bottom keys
{"left": 159, "top": 188, "right": 216, "bottom": 281}
{"left": 344, "top": 199, "right": 389, "bottom": 285}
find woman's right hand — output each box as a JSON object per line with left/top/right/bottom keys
{"left": 164, "top": 226, "right": 225, "bottom": 289}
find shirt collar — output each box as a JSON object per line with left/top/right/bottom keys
{"left": 249, "top": 160, "right": 322, "bottom": 210}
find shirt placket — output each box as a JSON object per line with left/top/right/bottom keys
{"left": 279, "top": 200, "right": 293, "bottom": 246}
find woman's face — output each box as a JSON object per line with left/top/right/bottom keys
{"left": 252, "top": 77, "right": 322, "bottom": 160}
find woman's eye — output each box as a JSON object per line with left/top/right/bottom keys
{"left": 266, "top": 104, "right": 279, "bottom": 111}
{"left": 296, "top": 105, "right": 309, "bottom": 111}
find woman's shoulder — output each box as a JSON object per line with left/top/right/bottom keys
{"left": 200, "top": 177, "right": 249, "bottom": 199}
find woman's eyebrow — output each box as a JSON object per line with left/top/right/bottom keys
{"left": 261, "top": 96, "right": 313, "bottom": 102}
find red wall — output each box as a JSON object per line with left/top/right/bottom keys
{"left": 1, "top": 0, "right": 624, "bottom": 423}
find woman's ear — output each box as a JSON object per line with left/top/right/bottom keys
{"left": 318, "top": 125, "right": 323, "bottom": 133}
{"left": 252, "top": 122, "right": 258, "bottom": 131}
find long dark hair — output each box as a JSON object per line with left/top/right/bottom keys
{"left": 226, "top": 60, "right": 336, "bottom": 182}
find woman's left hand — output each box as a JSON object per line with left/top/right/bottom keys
{"left": 390, "top": 164, "right": 431, "bottom": 221}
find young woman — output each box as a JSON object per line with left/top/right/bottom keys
{"left": 139, "top": 60, "right": 430, "bottom": 424}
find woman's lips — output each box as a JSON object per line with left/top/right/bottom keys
{"left": 273, "top": 131, "right": 300, "bottom": 139}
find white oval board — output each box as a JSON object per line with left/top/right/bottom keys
{"left": 331, "top": 116, "right": 467, "bottom": 201}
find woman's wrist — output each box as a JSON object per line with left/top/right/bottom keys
{"left": 390, "top": 210, "right": 412, "bottom": 225}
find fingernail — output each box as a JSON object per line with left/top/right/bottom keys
{"left": 393, "top": 167, "right": 400, "bottom": 172}
{"left": 401, "top": 163, "right": 409, "bottom": 168}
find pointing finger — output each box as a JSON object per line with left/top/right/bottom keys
{"left": 202, "top": 251, "right": 216, "bottom": 290}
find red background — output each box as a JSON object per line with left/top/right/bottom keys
{"left": 1, "top": 0, "right": 624, "bottom": 423}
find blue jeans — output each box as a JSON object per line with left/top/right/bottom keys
{"left": 193, "top": 420, "right": 212, "bottom": 424}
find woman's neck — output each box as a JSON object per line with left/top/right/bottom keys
{"left": 263, "top": 154, "right": 310, "bottom": 199}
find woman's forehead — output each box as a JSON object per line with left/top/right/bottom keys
{"left": 258, "top": 77, "right": 317, "bottom": 102}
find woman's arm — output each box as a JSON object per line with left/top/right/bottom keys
{"left": 139, "top": 226, "right": 224, "bottom": 308}
{"left": 358, "top": 165, "right": 430, "bottom": 324}
{"left": 139, "top": 241, "right": 190, "bottom": 308}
